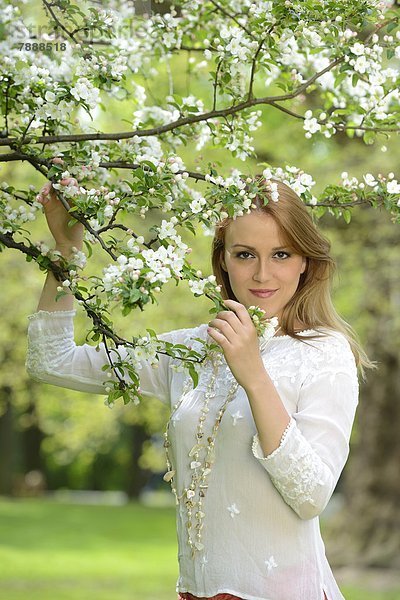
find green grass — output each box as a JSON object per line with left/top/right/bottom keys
{"left": 0, "top": 498, "right": 399, "bottom": 600}
{"left": 0, "top": 497, "right": 178, "bottom": 600}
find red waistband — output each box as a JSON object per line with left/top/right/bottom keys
{"left": 179, "top": 592, "right": 328, "bottom": 600}
{"left": 179, "top": 594, "right": 243, "bottom": 600}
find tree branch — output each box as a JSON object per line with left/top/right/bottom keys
{"left": 41, "top": 0, "right": 78, "bottom": 43}
{"left": 0, "top": 231, "right": 124, "bottom": 342}
{"left": 0, "top": 232, "right": 206, "bottom": 368}
{"left": 0, "top": 57, "right": 345, "bottom": 148}
{"left": 208, "top": 0, "right": 254, "bottom": 38}
{"left": 4, "top": 78, "right": 12, "bottom": 137}
{"left": 212, "top": 60, "right": 222, "bottom": 112}
{"left": 248, "top": 38, "right": 267, "bottom": 102}
{"left": 0, "top": 152, "right": 47, "bottom": 164}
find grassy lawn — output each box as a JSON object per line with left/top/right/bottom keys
{"left": 0, "top": 497, "right": 399, "bottom": 600}
{"left": 0, "top": 497, "right": 178, "bottom": 600}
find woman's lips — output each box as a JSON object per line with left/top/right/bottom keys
{"left": 249, "top": 289, "right": 278, "bottom": 298}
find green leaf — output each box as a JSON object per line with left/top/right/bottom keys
{"left": 387, "top": 21, "right": 398, "bottom": 33}
{"left": 363, "top": 130, "right": 375, "bottom": 145}
{"left": 342, "top": 209, "right": 352, "bottom": 224}
{"left": 55, "top": 290, "right": 67, "bottom": 301}
{"left": 122, "top": 391, "right": 131, "bottom": 405}
{"left": 185, "top": 221, "right": 196, "bottom": 235}
{"left": 312, "top": 206, "right": 328, "bottom": 220}
{"left": 334, "top": 71, "right": 348, "bottom": 88}
{"left": 188, "top": 364, "right": 199, "bottom": 388}
{"left": 129, "top": 288, "right": 141, "bottom": 303}
{"left": 84, "top": 239, "right": 93, "bottom": 258}
{"left": 141, "top": 160, "right": 157, "bottom": 172}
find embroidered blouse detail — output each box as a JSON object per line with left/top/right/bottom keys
{"left": 227, "top": 503, "right": 240, "bottom": 518}
{"left": 265, "top": 556, "right": 278, "bottom": 575}
{"left": 26, "top": 311, "right": 358, "bottom": 600}
{"left": 231, "top": 410, "right": 243, "bottom": 426}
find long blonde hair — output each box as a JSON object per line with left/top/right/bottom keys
{"left": 211, "top": 177, "right": 374, "bottom": 378}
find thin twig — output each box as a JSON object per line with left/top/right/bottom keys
{"left": 247, "top": 38, "right": 266, "bottom": 102}
{"left": 42, "top": 0, "right": 78, "bottom": 43}
{"left": 213, "top": 60, "right": 222, "bottom": 111}
{"left": 4, "top": 78, "right": 11, "bottom": 136}
{"left": 208, "top": 0, "right": 254, "bottom": 38}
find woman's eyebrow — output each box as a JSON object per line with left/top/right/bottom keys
{"left": 230, "top": 243, "right": 289, "bottom": 252}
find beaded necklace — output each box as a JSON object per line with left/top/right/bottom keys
{"left": 163, "top": 320, "right": 280, "bottom": 556}
{"left": 163, "top": 352, "right": 239, "bottom": 555}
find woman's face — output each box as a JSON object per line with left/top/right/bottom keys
{"left": 221, "top": 211, "right": 306, "bottom": 320}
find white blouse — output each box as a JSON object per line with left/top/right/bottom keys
{"left": 26, "top": 310, "right": 359, "bottom": 600}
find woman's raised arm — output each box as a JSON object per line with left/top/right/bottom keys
{"left": 35, "top": 176, "right": 84, "bottom": 312}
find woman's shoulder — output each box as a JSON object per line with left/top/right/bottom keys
{"left": 274, "top": 326, "right": 350, "bottom": 348}
{"left": 270, "top": 326, "right": 355, "bottom": 366}
{"left": 296, "top": 327, "right": 358, "bottom": 377}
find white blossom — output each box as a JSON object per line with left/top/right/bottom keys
{"left": 387, "top": 180, "right": 400, "bottom": 194}
{"left": 188, "top": 279, "right": 206, "bottom": 295}
{"left": 70, "top": 78, "right": 100, "bottom": 109}
{"left": 363, "top": 173, "right": 379, "bottom": 188}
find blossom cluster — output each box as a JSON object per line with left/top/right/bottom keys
{"left": 341, "top": 171, "right": 400, "bottom": 201}
{"left": 1, "top": 0, "right": 400, "bottom": 407}
{"left": 101, "top": 233, "right": 190, "bottom": 311}
{"left": 262, "top": 165, "right": 317, "bottom": 205}
{"left": 188, "top": 273, "right": 221, "bottom": 296}
{"left": 0, "top": 199, "right": 39, "bottom": 235}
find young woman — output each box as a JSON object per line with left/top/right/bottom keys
{"left": 27, "top": 177, "right": 371, "bottom": 600}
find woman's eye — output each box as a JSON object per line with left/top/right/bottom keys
{"left": 274, "top": 251, "right": 290, "bottom": 259}
{"left": 236, "top": 251, "right": 254, "bottom": 259}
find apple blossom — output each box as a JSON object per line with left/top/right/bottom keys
{"left": 1, "top": 0, "right": 400, "bottom": 406}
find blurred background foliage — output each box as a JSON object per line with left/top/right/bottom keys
{"left": 1, "top": 27, "right": 399, "bottom": 496}
{"left": 0, "top": 1, "right": 400, "bottom": 589}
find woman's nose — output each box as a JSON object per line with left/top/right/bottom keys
{"left": 252, "top": 260, "right": 272, "bottom": 282}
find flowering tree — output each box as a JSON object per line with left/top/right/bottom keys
{"left": 1, "top": 0, "right": 400, "bottom": 407}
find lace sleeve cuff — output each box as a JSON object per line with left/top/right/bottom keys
{"left": 251, "top": 418, "right": 331, "bottom": 520}
{"left": 252, "top": 417, "right": 295, "bottom": 462}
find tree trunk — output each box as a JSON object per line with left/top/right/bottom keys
{"left": 21, "top": 401, "right": 45, "bottom": 473}
{"left": 325, "top": 210, "right": 400, "bottom": 569}
{"left": 126, "top": 423, "right": 151, "bottom": 499}
{"left": 0, "top": 386, "right": 17, "bottom": 495}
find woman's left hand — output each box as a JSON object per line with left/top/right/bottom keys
{"left": 207, "top": 299, "right": 266, "bottom": 390}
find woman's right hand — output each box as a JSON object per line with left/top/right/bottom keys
{"left": 36, "top": 176, "right": 84, "bottom": 255}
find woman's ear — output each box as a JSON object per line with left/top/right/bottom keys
{"left": 300, "top": 257, "right": 307, "bottom": 274}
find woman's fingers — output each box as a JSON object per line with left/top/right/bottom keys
{"left": 208, "top": 317, "right": 237, "bottom": 344}
{"left": 36, "top": 183, "right": 51, "bottom": 205}
{"left": 36, "top": 177, "right": 77, "bottom": 205}
{"left": 207, "top": 325, "right": 230, "bottom": 348}
{"left": 42, "top": 182, "right": 52, "bottom": 195}
{"left": 60, "top": 177, "right": 78, "bottom": 187}
{"left": 223, "top": 299, "right": 252, "bottom": 325}
{"left": 213, "top": 310, "right": 241, "bottom": 333}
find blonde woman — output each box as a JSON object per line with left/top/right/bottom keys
{"left": 27, "top": 177, "right": 371, "bottom": 600}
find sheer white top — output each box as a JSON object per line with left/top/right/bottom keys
{"left": 26, "top": 310, "right": 359, "bottom": 600}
